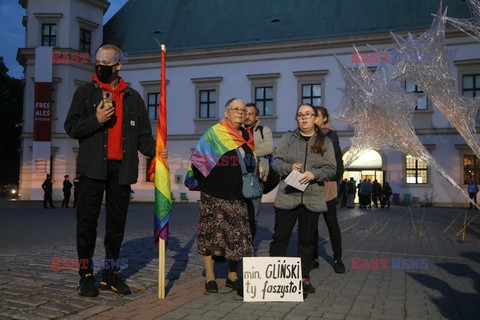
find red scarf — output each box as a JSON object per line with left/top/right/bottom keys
{"left": 92, "top": 75, "right": 128, "bottom": 160}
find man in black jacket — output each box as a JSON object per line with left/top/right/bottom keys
{"left": 42, "top": 174, "right": 55, "bottom": 209}
{"left": 65, "top": 44, "right": 166, "bottom": 297}
{"left": 62, "top": 175, "right": 73, "bottom": 208}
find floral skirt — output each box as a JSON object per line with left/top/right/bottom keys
{"left": 197, "top": 192, "right": 253, "bottom": 261}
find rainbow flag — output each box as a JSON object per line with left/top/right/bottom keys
{"left": 184, "top": 119, "right": 255, "bottom": 189}
{"left": 149, "top": 45, "right": 171, "bottom": 245}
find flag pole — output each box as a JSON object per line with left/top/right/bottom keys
{"left": 159, "top": 236, "right": 165, "bottom": 299}
{"left": 157, "top": 43, "right": 167, "bottom": 300}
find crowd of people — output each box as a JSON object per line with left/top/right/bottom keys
{"left": 58, "top": 43, "right": 401, "bottom": 298}
{"left": 338, "top": 178, "right": 393, "bottom": 209}
{"left": 186, "top": 99, "right": 400, "bottom": 295}
{"left": 187, "top": 101, "right": 361, "bottom": 295}
{"left": 41, "top": 173, "right": 81, "bottom": 209}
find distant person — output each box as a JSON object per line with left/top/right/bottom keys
{"left": 42, "top": 174, "right": 55, "bottom": 209}
{"left": 243, "top": 103, "right": 274, "bottom": 246}
{"left": 62, "top": 175, "right": 73, "bottom": 208}
{"left": 346, "top": 178, "right": 356, "bottom": 208}
{"left": 371, "top": 179, "right": 382, "bottom": 209}
{"left": 467, "top": 179, "right": 479, "bottom": 209}
{"left": 359, "top": 179, "right": 372, "bottom": 209}
{"left": 72, "top": 173, "right": 80, "bottom": 208}
{"left": 381, "top": 182, "right": 393, "bottom": 209}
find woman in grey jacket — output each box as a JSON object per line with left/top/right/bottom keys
{"left": 269, "top": 104, "right": 336, "bottom": 294}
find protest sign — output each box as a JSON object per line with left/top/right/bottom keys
{"left": 242, "top": 257, "right": 303, "bottom": 302}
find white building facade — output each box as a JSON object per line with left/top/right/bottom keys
{"left": 17, "top": 0, "right": 480, "bottom": 207}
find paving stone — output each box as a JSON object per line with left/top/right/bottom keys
{"left": 33, "top": 307, "right": 67, "bottom": 319}
{"left": 1, "top": 203, "right": 480, "bottom": 320}
{"left": 2, "top": 301, "right": 35, "bottom": 311}
{"left": 0, "top": 309, "right": 50, "bottom": 320}
{"left": 41, "top": 301, "right": 83, "bottom": 314}
{"left": 3, "top": 295, "right": 46, "bottom": 307}
{"left": 321, "top": 312, "right": 346, "bottom": 319}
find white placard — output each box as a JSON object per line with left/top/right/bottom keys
{"left": 284, "top": 170, "right": 308, "bottom": 191}
{"left": 242, "top": 257, "right": 303, "bottom": 302}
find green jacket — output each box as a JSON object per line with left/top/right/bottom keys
{"left": 272, "top": 129, "right": 336, "bottom": 213}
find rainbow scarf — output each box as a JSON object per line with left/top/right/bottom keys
{"left": 185, "top": 119, "right": 254, "bottom": 190}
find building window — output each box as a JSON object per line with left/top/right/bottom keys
{"left": 147, "top": 93, "right": 159, "bottom": 120}
{"left": 247, "top": 73, "right": 279, "bottom": 118}
{"left": 140, "top": 80, "right": 168, "bottom": 122}
{"left": 199, "top": 89, "right": 216, "bottom": 118}
{"left": 405, "top": 82, "right": 428, "bottom": 110}
{"left": 42, "top": 23, "right": 56, "bottom": 46}
{"left": 254, "top": 87, "right": 273, "bottom": 116}
{"left": 462, "top": 74, "right": 480, "bottom": 97}
{"left": 463, "top": 155, "right": 480, "bottom": 184}
{"left": 301, "top": 84, "right": 322, "bottom": 106}
{"left": 293, "top": 70, "right": 328, "bottom": 110}
{"left": 247, "top": 73, "right": 280, "bottom": 131}
{"left": 191, "top": 77, "right": 223, "bottom": 134}
{"left": 145, "top": 157, "right": 153, "bottom": 182}
{"left": 75, "top": 17, "right": 99, "bottom": 53}
{"left": 405, "top": 155, "right": 428, "bottom": 184}
{"left": 79, "top": 28, "right": 91, "bottom": 52}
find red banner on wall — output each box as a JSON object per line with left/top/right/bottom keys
{"left": 33, "top": 82, "right": 52, "bottom": 142}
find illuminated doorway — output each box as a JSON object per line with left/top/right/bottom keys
{"left": 342, "top": 150, "right": 383, "bottom": 203}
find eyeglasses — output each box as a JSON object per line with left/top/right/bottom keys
{"left": 296, "top": 112, "right": 316, "bottom": 119}
{"left": 227, "top": 107, "right": 247, "bottom": 114}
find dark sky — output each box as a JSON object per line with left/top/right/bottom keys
{"left": 0, "top": 0, "right": 128, "bottom": 79}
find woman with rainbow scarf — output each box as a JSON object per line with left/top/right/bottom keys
{"left": 185, "top": 98, "right": 255, "bottom": 293}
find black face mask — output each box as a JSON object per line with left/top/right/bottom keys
{"left": 95, "top": 64, "right": 117, "bottom": 83}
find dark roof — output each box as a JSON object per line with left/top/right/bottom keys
{"left": 103, "top": 0, "right": 472, "bottom": 54}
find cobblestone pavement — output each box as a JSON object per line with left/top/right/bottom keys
{"left": 0, "top": 200, "right": 479, "bottom": 319}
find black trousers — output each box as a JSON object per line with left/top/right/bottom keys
{"left": 381, "top": 195, "right": 391, "bottom": 208}
{"left": 62, "top": 192, "right": 71, "bottom": 208}
{"left": 43, "top": 193, "right": 54, "bottom": 208}
{"left": 269, "top": 205, "right": 319, "bottom": 279}
{"left": 73, "top": 190, "right": 79, "bottom": 208}
{"left": 372, "top": 194, "right": 379, "bottom": 207}
{"left": 313, "top": 199, "right": 342, "bottom": 261}
{"left": 469, "top": 192, "right": 477, "bottom": 208}
{"left": 76, "top": 160, "right": 131, "bottom": 276}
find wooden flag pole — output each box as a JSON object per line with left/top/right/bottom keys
{"left": 151, "top": 41, "right": 168, "bottom": 300}
{"left": 159, "top": 238, "right": 166, "bottom": 299}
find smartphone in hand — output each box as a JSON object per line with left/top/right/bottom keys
{"left": 102, "top": 91, "right": 113, "bottom": 109}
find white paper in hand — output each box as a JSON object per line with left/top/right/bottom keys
{"left": 284, "top": 170, "right": 308, "bottom": 191}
